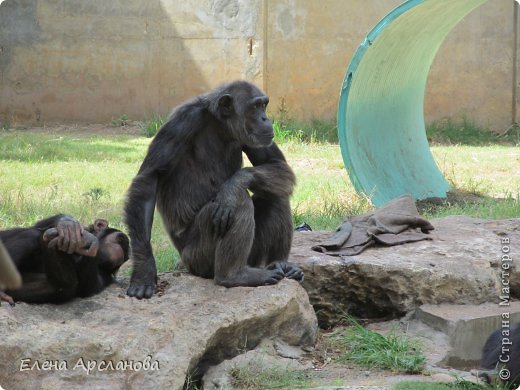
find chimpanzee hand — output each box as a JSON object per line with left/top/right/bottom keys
{"left": 41, "top": 216, "right": 85, "bottom": 254}
{"left": 266, "top": 261, "right": 304, "bottom": 283}
{"left": 211, "top": 186, "right": 242, "bottom": 236}
{"left": 43, "top": 228, "right": 99, "bottom": 257}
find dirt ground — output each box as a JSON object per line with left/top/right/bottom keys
{"left": 3, "top": 122, "right": 144, "bottom": 135}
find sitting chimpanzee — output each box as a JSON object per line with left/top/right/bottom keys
{"left": 0, "top": 214, "right": 129, "bottom": 305}
{"left": 479, "top": 323, "right": 520, "bottom": 386}
{"left": 125, "top": 80, "right": 303, "bottom": 299}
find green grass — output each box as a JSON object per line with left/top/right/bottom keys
{"left": 273, "top": 118, "right": 338, "bottom": 144}
{"left": 394, "top": 380, "right": 484, "bottom": 390}
{"left": 229, "top": 364, "right": 313, "bottom": 389}
{"left": 0, "top": 121, "right": 518, "bottom": 273}
{"left": 141, "top": 114, "right": 166, "bottom": 138}
{"left": 333, "top": 317, "right": 426, "bottom": 374}
{"left": 394, "top": 379, "right": 515, "bottom": 390}
{"left": 426, "top": 117, "right": 519, "bottom": 146}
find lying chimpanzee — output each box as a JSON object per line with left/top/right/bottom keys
{"left": 0, "top": 214, "right": 129, "bottom": 304}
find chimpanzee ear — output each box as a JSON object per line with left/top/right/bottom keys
{"left": 217, "top": 94, "right": 234, "bottom": 117}
{"left": 93, "top": 219, "right": 109, "bottom": 233}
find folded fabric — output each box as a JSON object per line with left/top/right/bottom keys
{"left": 312, "top": 194, "right": 434, "bottom": 256}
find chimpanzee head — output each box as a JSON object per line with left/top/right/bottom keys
{"left": 210, "top": 81, "right": 274, "bottom": 148}
{"left": 88, "top": 219, "right": 130, "bottom": 274}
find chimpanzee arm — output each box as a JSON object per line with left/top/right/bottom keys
{"left": 124, "top": 169, "right": 159, "bottom": 299}
{"left": 124, "top": 109, "right": 203, "bottom": 299}
{"left": 0, "top": 214, "right": 82, "bottom": 267}
{"left": 238, "top": 142, "right": 296, "bottom": 198}
{"left": 33, "top": 214, "right": 71, "bottom": 230}
{"left": 75, "top": 256, "right": 107, "bottom": 297}
{"left": 211, "top": 143, "right": 295, "bottom": 236}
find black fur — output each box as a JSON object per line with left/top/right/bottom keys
{"left": 124, "top": 80, "right": 302, "bottom": 299}
{"left": 479, "top": 323, "right": 520, "bottom": 386}
{"left": 0, "top": 215, "right": 129, "bottom": 304}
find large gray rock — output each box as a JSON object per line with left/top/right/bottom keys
{"left": 415, "top": 302, "right": 520, "bottom": 368}
{"left": 290, "top": 216, "right": 519, "bottom": 327}
{"left": 0, "top": 274, "right": 317, "bottom": 389}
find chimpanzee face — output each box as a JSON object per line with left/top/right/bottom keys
{"left": 96, "top": 230, "right": 129, "bottom": 273}
{"left": 87, "top": 219, "right": 129, "bottom": 274}
{"left": 216, "top": 83, "right": 274, "bottom": 148}
{"left": 244, "top": 95, "right": 273, "bottom": 147}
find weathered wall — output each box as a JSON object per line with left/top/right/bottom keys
{"left": 0, "top": 0, "right": 517, "bottom": 129}
{"left": 0, "top": 0, "right": 264, "bottom": 123}
{"left": 265, "top": 0, "right": 402, "bottom": 120}
{"left": 425, "top": 0, "right": 515, "bottom": 131}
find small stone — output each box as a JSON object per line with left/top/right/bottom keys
{"left": 430, "top": 373, "right": 457, "bottom": 383}
{"left": 274, "top": 339, "right": 304, "bottom": 359}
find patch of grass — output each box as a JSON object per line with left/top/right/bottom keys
{"left": 141, "top": 114, "right": 166, "bottom": 138}
{"left": 82, "top": 187, "right": 109, "bottom": 202}
{"left": 229, "top": 364, "right": 313, "bottom": 389}
{"left": 273, "top": 119, "right": 338, "bottom": 144}
{"left": 112, "top": 114, "right": 129, "bottom": 127}
{"left": 271, "top": 99, "right": 335, "bottom": 143}
{"left": 0, "top": 132, "right": 146, "bottom": 162}
{"left": 1, "top": 120, "right": 11, "bottom": 130}
{"left": 334, "top": 317, "right": 426, "bottom": 374}
{"left": 394, "top": 380, "right": 484, "bottom": 390}
{"left": 292, "top": 191, "right": 372, "bottom": 230}
{"left": 0, "top": 126, "right": 518, "bottom": 274}
{"left": 423, "top": 195, "right": 520, "bottom": 220}
{"left": 426, "top": 117, "right": 519, "bottom": 146}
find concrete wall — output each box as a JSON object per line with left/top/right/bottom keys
{"left": 0, "top": 0, "right": 517, "bottom": 130}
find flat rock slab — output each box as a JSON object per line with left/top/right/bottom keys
{"left": 415, "top": 302, "right": 520, "bottom": 368}
{"left": 0, "top": 274, "right": 317, "bottom": 389}
{"left": 290, "top": 216, "right": 519, "bottom": 327}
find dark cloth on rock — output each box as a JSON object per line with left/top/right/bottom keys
{"left": 312, "top": 195, "right": 434, "bottom": 256}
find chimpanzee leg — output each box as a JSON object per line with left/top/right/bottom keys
{"left": 6, "top": 274, "right": 63, "bottom": 303}
{"left": 0, "top": 228, "right": 42, "bottom": 268}
{"left": 10, "top": 246, "right": 80, "bottom": 303}
{"left": 181, "top": 190, "right": 284, "bottom": 287}
{"left": 247, "top": 196, "right": 303, "bottom": 281}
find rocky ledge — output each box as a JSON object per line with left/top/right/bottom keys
{"left": 291, "top": 216, "right": 519, "bottom": 327}
{"left": 0, "top": 275, "right": 317, "bottom": 389}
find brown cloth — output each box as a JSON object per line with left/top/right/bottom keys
{"left": 312, "top": 195, "right": 434, "bottom": 256}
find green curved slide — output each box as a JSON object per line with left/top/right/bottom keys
{"left": 337, "top": 0, "right": 488, "bottom": 207}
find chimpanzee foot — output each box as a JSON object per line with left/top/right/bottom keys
{"left": 267, "top": 261, "right": 304, "bottom": 283}
{"left": 127, "top": 262, "right": 157, "bottom": 299}
{"left": 127, "top": 283, "right": 156, "bottom": 299}
{"left": 0, "top": 291, "right": 15, "bottom": 307}
{"left": 216, "top": 266, "right": 284, "bottom": 287}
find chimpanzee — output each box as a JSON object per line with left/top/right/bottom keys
{"left": 479, "top": 323, "right": 520, "bottom": 386}
{"left": 0, "top": 214, "right": 129, "bottom": 304}
{"left": 125, "top": 80, "right": 303, "bottom": 299}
